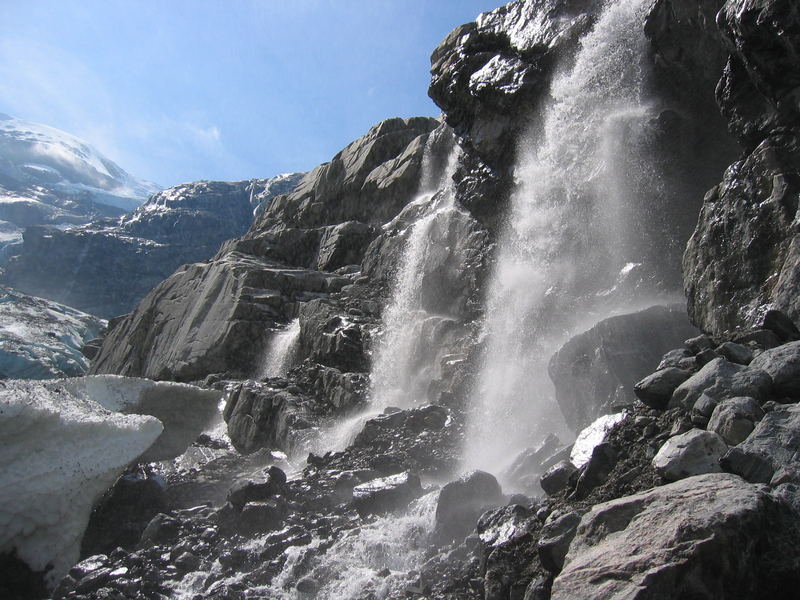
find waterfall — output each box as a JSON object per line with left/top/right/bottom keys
{"left": 369, "top": 148, "right": 461, "bottom": 411}
{"left": 465, "top": 0, "right": 661, "bottom": 476}
{"left": 258, "top": 318, "right": 301, "bottom": 379}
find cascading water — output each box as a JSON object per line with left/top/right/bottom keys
{"left": 258, "top": 318, "right": 301, "bottom": 379}
{"left": 465, "top": 0, "right": 666, "bottom": 476}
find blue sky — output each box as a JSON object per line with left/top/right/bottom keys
{"left": 0, "top": 1, "right": 500, "bottom": 187}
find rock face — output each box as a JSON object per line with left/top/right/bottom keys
{"left": 3, "top": 175, "right": 302, "bottom": 318}
{"left": 549, "top": 305, "right": 699, "bottom": 432}
{"left": 0, "top": 113, "right": 159, "bottom": 257}
{"left": 552, "top": 474, "right": 781, "bottom": 599}
{"left": 684, "top": 0, "right": 800, "bottom": 335}
{"left": 0, "top": 287, "right": 105, "bottom": 379}
{"left": 90, "top": 117, "right": 441, "bottom": 381}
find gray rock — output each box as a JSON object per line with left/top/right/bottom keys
{"left": 538, "top": 511, "right": 583, "bottom": 574}
{"left": 684, "top": 334, "right": 715, "bottom": 354}
{"left": 707, "top": 396, "right": 764, "bottom": 445}
{"left": 732, "top": 329, "right": 783, "bottom": 350}
{"left": 549, "top": 305, "right": 699, "bottom": 431}
{"left": 634, "top": 367, "right": 693, "bottom": 409}
{"left": 434, "top": 470, "right": 502, "bottom": 543}
{"left": 656, "top": 348, "right": 694, "bottom": 370}
{"left": 551, "top": 474, "right": 780, "bottom": 599}
{"left": 238, "top": 500, "right": 284, "bottom": 535}
{"left": 692, "top": 393, "right": 719, "bottom": 419}
{"left": 716, "top": 341, "right": 754, "bottom": 365}
{"left": 315, "top": 220, "right": 376, "bottom": 271}
{"left": 762, "top": 310, "right": 800, "bottom": 343}
{"left": 721, "top": 404, "right": 800, "bottom": 484}
{"left": 351, "top": 471, "right": 422, "bottom": 516}
{"left": 652, "top": 429, "right": 727, "bottom": 481}
{"left": 540, "top": 461, "right": 578, "bottom": 498}
{"left": 669, "top": 357, "right": 773, "bottom": 409}
{"left": 750, "top": 340, "right": 800, "bottom": 397}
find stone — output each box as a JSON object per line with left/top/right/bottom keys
{"left": 296, "top": 577, "right": 320, "bottom": 594}
{"left": 684, "top": 334, "right": 715, "bottom": 354}
{"left": 266, "top": 465, "right": 287, "bottom": 486}
{"left": 139, "top": 514, "right": 181, "bottom": 547}
{"left": 549, "top": 305, "right": 699, "bottom": 431}
{"left": 434, "top": 470, "right": 502, "bottom": 543}
{"left": 573, "top": 443, "right": 617, "bottom": 498}
{"left": 633, "top": 367, "right": 693, "bottom": 409}
{"left": 538, "top": 511, "right": 583, "bottom": 573}
{"left": 551, "top": 474, "right": 781, "bottom": 599}
{"left": 750, "top": 340, "right": 800, "bottom": 397}
{"left": 716, "top": 341, "right": 754, "bottom": 365}
{"left": 692, "top": 393, "right": 719, "bottom": 419}
{"left": 721, "top": 404, "right": 800, "bottom": 484}
{"left": 173, "top": 552, "right": 200, "bottom": 572}
{"left": 762, "top": 310, "right": 800, "bottom": 342}
{"left": 351, "top": 472, "right": 423, "bottom": 516}
{"left": 669, "top": 357, "right": 772, "bottom": 409}
{"left": 656, "top": 348, "right": 694, "bottom": 370}
{"left": 652, "top": 429, "right": 727, "bottom": 481}
{"left": 227, "top": 479, "right": 275, "bottom": 511}
{"left": 732, "top": 329, "right": 783, "bottom": 350}
{"left": 540, "top": 461, "right": 578, "bottom": 498}
{"left": 707, "top": 396, "right": 764, "bottom": 445}
{"left": 238, "top": 501, "right": 284, "bottom": 535}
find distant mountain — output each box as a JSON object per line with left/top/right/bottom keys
{"left": 2, "top": 174, "right": 304, "bottom": 318}
{"left": 0, "top": 113, "right": 160, "bottom": 255}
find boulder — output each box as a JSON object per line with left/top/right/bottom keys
{"left": 634, "top": 367, "right": 693, "bottom": 409}
{"left": 551, "top": 474, "right": 781, "bottom": 599}
{"left": 652, "top": 429, "right": 727, "bottom": 481}
{"left": 540, "top": 461, "right": 578, "bottom": 498}
{"left": 573, "top": 443, "right": 617, "bottom": 498}
{"left": 716, "top": 341, "right": 754, "bottom": 365}
{"left": 549, "top": 305, "right": 699, "bottom": 431}
{"left": 538, "top": 511, "right": 583, "bottom": 574}
{"left": 433, "top": 470, "right": 502, "bottom": 543}
{"left": 707, "top": 396, "right": 764, "bottom": 445}
{"left": 750, "top": 340, "right": 800, "bottom": 397}
{"left": 351, "top": 472, "right": 423, "bottom": 516}
{"left": 721, "top": 404, "right": 800, "bottom": 483}
{"left": 669, "top": 357, "right": 772, "bottom": 409}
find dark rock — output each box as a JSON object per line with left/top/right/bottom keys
{"left": 267, "top": 465, "right": 287, "bottom": 486}
{"left": 139, "top": 514, "right": 180, "bottom": 547}
{"left": 762, "top": 310, "right": 800, "bottom": 342}
{"left": 750, "top": 340, "right": 800, "bottom": 397}
{"left": 695, "top": 348, "right": 721, "bottom": 366}
{"left": 684, "top": 334, "right": 715, "bottom": 354}
{"left": 656, "top": 348, "right": 695, "bottom": 371}
{"left": 716, "top": 341, "right": 754, "bottom": 365}
{"left": 68, "top": 554, "right": 108, "bottom": 580}
{"left": 74, "top": 568, "right": 113, "bottom": 594}
{"left": 540, "top": 461, "right": 578, "bottom": 498}
{"left": 707, "top": 396, "right": 764, "bottom": 445}
{"left": 173, "top": 552, "right": 200, "bottom": 572}
{"left": 538, "top": 511, "right": 583, "bottom": 574}
{"left": 351, "top": 471, "right": 423, "bottom": 516}
{"left": 296, "top": 577, "right": 320, "bottom": 594}
{"left": 434, "top": 470, "right": 502, "bottom": 544}
{"left": 549, "top": 305, "right": 699, "bottom": 431}
{"left": 227, "top": 479, "right": 275, "bottom": 511}
{"left": 652, "top": 429, "right": 727, "bottom": 481}
{"left": 693, "top": 393, "right": 719, "bottom": 419}
{"left": 721, "top": 404, "right": 800, "bottom": 483}
{"left": 634, "top": 367, "right": 693, "bottom": 409}
{"left": 732, "top": 328, "right": 783, "bottom": 350}
{"left": 573, "top": 443, "right": 617, "bottom": 498}
{"left": 238, "top": 500, "right": 285, "bottom": 535}
{"left": 670, "top": 357, "right": 773, "bottom": 409}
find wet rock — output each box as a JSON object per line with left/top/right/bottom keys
{"left": 551, "top": 474, "right": 780, "bottom": 599}
{"left": 750, "top": 340, "right": 800, "bottom": 397}
{"left": 652, "top": 429, "right": 727, "bottom": 481}
{"left": 267, "top": 465, "right": 287, "bottom": 486}
{"left": 296, "top": 576, "right": 320, "bottom": 594}
{"left": 351, "top": 471, "right": 422, "bottom": 516}
{"left": 721, "top": 404, "right": 800, "bottom": 484}
{"left": 540, "top": 461, "right": 578, "bottom": 498}
{"left": 139, "top": 514, "right": 181, "bottom": 547}
{"left": 434, "top": 470, "right": 502, "bottom": 544}
{"left": 634, "top": 367, "right": 693, "bottom": 409}
{"left": 538, "top": 511, "right": 583, "bottom": 573}
{"left": 549, "top": 305, "right": 699, "bottom": 431}
{"left": 573, "top": 443, "right": 617, "bottom": 498}
{"left": 227, "top": 479, "right": 275, "bottom": 511}
{"left": 669, "top": 357, "right": 772, "bottom": 409}
{"left": 238, "top": 500, "right": 285, "bottom": 535}
{"left": 707, "top": 396, "right": 764, "bottom": 445}
{"left": 173, "top": 551, "right": 200, "bottom": 572}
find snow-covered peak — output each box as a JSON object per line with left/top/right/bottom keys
{"left": 0, "top": 114, "right": 160, "bottom": 212}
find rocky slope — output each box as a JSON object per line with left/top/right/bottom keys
{"left": 1, "top": 174, "right": 302, "bottom": 318}
{"left": 0, "top": 114, "right": 159, "bottom": 257}
{"left": 5, "top": 0, "right": 800, "bottom": 599}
